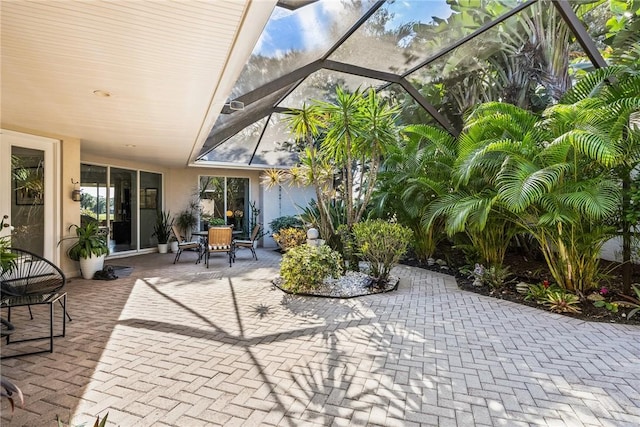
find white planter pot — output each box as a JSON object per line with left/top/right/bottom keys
{"left": 170, "top": 241, "right": 179, "bottom": 253}
{"left": 79, "top": 254, "right": 106, "bottom": 280}
{"left": 158, "top": 243, "right": 169, "bottom": 254}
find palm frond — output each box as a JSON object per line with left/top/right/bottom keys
{"left": 497, "top": 162, "right": 570, "bottom": 212}
{"left": 555, "top": 178, "right": 621, "bottom": 219}
{"left": 560, "top": 66, "right": 628, "bottom": 104}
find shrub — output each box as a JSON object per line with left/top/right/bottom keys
{"left": 280, "top": 244, "right": 343, "bottom": 293}
{"left": 269, "top": 216, "right": 304, "bottom": 234}
{"left": 273, "top": 227, "right": 307, "bottom": 251}
{"left": 352, "top": 220, "right": 412, "bottom": 283}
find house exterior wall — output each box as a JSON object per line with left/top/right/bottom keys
{"left": 261, "top": 184, "right": 314, "bottom": 248}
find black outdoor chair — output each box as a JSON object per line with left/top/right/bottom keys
{"left": 1, "top": 248, "right": 71, "bottom": 358}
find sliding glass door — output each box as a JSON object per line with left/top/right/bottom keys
{"left": 199, "top": 176, "right": 249, "bottom": 234}
{"left": 81, "top": 163, "right": 162, "bottom": 253}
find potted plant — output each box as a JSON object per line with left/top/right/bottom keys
{"left": 208, "top": 217, "right": 226, "bottom": 227}
{"left": 176, "top": 207, "right": 198, "bottom": 241}
{"left": 59, "top": 221, "right": 109, "bottom": 279}
{"left": 153, "top": 210, "right": 172, "bottom": 253}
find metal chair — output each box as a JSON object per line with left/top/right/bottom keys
{"left": 1, "top": 248, "right": 70, "bottom": 358}
{"left": 206, "top": 227, "right": 233, "bottom": 268}
{"left": 171, "top": 225, "right": 201, "bottom": 264}
{"left": 233, "top": 224, "right": 260, "bottom": 260}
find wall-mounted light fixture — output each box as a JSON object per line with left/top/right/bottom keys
{"left": 71, "top": 179, "right": 82, "bottom": 202}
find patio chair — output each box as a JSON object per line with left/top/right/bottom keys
{"left": 1, "top": 248, "right": 70, "bottom": 358}
{"left": 206, "top": 227, "right": 233, "bottom": 268}
{"left": 233, "top": 224, "right": 260, "bottom": 261}
{"left": 171, "top": 225, "right": 201, "bottom": 264}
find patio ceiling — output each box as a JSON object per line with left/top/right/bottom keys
{"left": 1, "top": 0, "right": 276, "bottom": 168}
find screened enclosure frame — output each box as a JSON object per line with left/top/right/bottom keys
{"left": 197, "top": 0, "right": 608, "bottom": 167}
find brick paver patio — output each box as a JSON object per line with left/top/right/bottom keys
{"left": 2, "top": 248, "right": 639, "bottom": 426}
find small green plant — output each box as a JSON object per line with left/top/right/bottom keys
{"left": 273, "top": 227, "right": 307, "bottom": 251}
{"left": 152, "top": 210, "right": 173, "bottom": 244}
{"left": 56, "top": 412, "right": 109, "bottom": 427}
{"left": 352, "top": 219, "right": 412, "bottom": 284}
{"left": 524, "top": 280, "right": 560, "bottom": 303}
{"left": 280, "top": 244, "right": 343, "bottom": 293}
{"left": 208, "top": 217, "right": 226, "bottom": 227}
{"left": 176, "top": 204, "right": 198, "bottom": 235}
{"left": 269, "top": 215, "right": 304, "bottom": 235}
{"left": 593, "top": 300, "right": 619, "bottom": 313}
{"left": 542, "top": 290, "right": 582, "bottom": 314}
{"left": 58, "top": 221, "right": 109, "bottom": 261}
{"left": 483, "top": 265, "right": 512, "bottom": 289}
{"left": 612, "top": 284, "right": 640, "bottom": 320}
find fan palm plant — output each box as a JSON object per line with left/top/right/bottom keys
{"left": 372, "top": 124, "right": 456, "bottom": 261}
{"left": 546, "top": 65, "right": 640, "bottom": 293}
{"left": 453, "top": 96, "right": 623, "bottom": 293}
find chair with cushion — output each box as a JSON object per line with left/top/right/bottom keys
{"left": 233, "top": 224, "right": 260, "bottom": 261}
{"left": 206, "top": 227, "right": 233, "bottom": 268}
{"left": 171, "top": 225, "right": 201, "bottom": 264}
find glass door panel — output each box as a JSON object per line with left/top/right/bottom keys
{"left": 10, "top": 147, "right": 45, "bottom": 255}
{"left": 110, "top": 168, "right": 137, "bottom": 252}
{"left": 140, "top": 171, "right": 162, "bottom": 249}
{"left": 226, "top": 178, "right": 249, "bottom": 234}
{"left": 199, "top": 176, "right": 224, "bottom": 230}
{"left": 80, "top": 164, "right": 110, "bottom": 249}
{"left": 1, "top": 130, "right": 57, "bottom": 261}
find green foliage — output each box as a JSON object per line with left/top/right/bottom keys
{"left": 352, "top": 220, "right": 412, "bottom": 283}
{"left": 280, "top": 244, "right": 343, "bottom": 293}
{"left": 524, "top": 281, "right": 561, "bottom": 303}
{"left": 208, "top": 217, "right": 226, "bottom": 227}
{"left": 175, "top": 202, "right": 199, "bottom": 234}
{"left": 56, "top": 412, "right": 108, "bottom": 427}
{"left": 372, "top": 124, "right": 456, "bottom": 261}
{"left": 542, "top": 290, "right": 582, "bottom": 314}
{"left": 268, "top": 215, "right": 304, "bottom": 234}
{"left": 152, "top": 211, "right": 173, "bottom": 244}
{"left": 478, "top": 265, "right": 513, "bottom": 290}
{"left": 277, "top": 87, "right": 401, "bottom": 246}
{"left": 593, "top": 300, "right": 619, "bottom": 313}
{"left": 611, "top": 284, "right": 640, "bottom": 320}
{"left": 59, "top": 222, "right": 109, "bottom": 261}
{"left": 273, "top": 227, "right": 307, "bottom": 251}
{"left": 0, "top": 215, "right": 17, "bottom": 274}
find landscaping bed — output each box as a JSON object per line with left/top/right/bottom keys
{"left": 402, "top": 250, "right": 640, "bottom": 326}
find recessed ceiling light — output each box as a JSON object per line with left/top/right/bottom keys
{"left": 124, "top": 144, "right": 136, "bottom": 148}
{"left": 93, "top": 90, "right": 111, "bottom": 97}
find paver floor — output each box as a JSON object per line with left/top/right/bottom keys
{"left": 1, "top": 249, "right": 639, "bottom": 426}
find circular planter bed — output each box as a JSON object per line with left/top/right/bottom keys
{"left": 272, "top": 271, "right": 399, "bottom": 298}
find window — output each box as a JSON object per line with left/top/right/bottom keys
{"left": 199, "top": 176, "right": 249, "bottom": 234}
